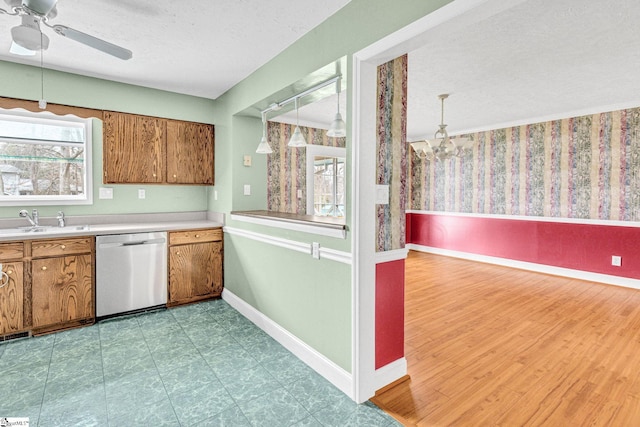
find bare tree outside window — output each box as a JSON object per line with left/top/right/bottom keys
{"left": 0, "top": 110, "right": 91, "bottom": 205}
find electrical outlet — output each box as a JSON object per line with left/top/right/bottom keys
{"left": 138, "top": 189, "right": 146, "bottom": 199}
{"left": 99, "top": 187, "right": 113, "bottom": 199}
{"left": 214, "top": 190, "right": 218, "bottom": 201}
{"left": 312, "top": 242, "right": 320, "bottom": 259}
{"left": 243, "top": 184, "right": 251, "bottom": 196}
{"left": 612, "top": 255, "right": 622, "bottom": 267}
{"left": 297, "top": 189, "right": 303, "bottom": 199}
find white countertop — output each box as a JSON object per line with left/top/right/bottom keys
{"left": 0, "top": 211, "right": 224, "bottom": 242}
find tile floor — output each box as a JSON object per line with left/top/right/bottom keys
{"left": 0, "top": 299, "right": 400, "bottom": 426}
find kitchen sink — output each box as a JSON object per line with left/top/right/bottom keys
{"left": 0, "top": 225, "right": 90, "bottom": 236}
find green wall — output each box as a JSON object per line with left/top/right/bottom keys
{"left": 215, "top": 0, "right": 454, "bottom": 372}
{"left": 225, "top": 234, "right": 352, "bottom": 371}
{"left": 0, "top": 0, "right": 455, "bottom": 372}
{"left": 0, "top": 61, "right": 215, "bottom": 218}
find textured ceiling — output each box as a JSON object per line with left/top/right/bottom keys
{"left": 405, "top": 0, "right": 640, "bottom": 141}
{"left": 276, "top": 0, "right": 640, "bottom": 141}
{"left": 3, "top": 0, "right": 640, "bottom": 141}
{"left": 0, "top": 0, "right": 351, "bottom": 99}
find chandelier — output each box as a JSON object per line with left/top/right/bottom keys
{"left": 410, "top": 94, "right": 473, "bottom": 161}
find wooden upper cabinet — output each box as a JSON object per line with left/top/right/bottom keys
{"left": 166, "top": 120, "right": 214, "bottom": 185}
{"left": 103, "top": 111, "right": 214, "bottom": 185}
{"left": 103, "top": 111, "right": 166, "bottom": 184}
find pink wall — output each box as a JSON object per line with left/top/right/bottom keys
{"left": 407, "top": 212, "right": 640, "bottom": 279}
{"left": 375, "top": 259, "right": 405, "bottom": 369}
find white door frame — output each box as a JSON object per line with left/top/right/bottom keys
{"left": 349, "top": 0, "right": 526, "bottom": 402}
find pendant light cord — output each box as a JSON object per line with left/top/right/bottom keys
{"left": 39, "top": 29, "right": 46, "bottom": 109}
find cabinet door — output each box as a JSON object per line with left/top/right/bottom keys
{"left": 0, "top": 262, "right": 23, "bottom": 335}
{"left": 32, "top": 255, "right": 93, "bottom": 328}
{"left": 169, "top": 241, "right": 222, "bottom": 305}
{"left": 166, "top": 120, "right": 214, "bottom": 185}
{"left": 103, "top": 111, "right": 166, "bottom": 183}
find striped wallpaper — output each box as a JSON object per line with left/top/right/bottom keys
{"left": 266, "top": 121, "right": 345, "bottom": 214}
{"left": 408, "top": 107, "right": 640, "bottom": 221}
{"left": 376, "top": 55, "right": 408, "bottom": 252}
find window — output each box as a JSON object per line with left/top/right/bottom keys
{"left": 0, "top": 109, "right": 92, "bottom": 205}
{"left": 306, "top": 145, "right": 346, "bottom": 218}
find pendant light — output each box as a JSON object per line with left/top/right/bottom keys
{"left": 256, "top": 111, "right": 272, "bottom": 154}
{"left": 327, "top": 77, "right": 346, "bottom": 138}
{"left": 287, "top": 97, "right": 307, "bottom": 147}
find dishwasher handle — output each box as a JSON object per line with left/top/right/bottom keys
{"left": 98, "top": 237, "right": 166, "bottom": 249}
{"left": 122, "top": 240, "right": 148, "bottom": 246}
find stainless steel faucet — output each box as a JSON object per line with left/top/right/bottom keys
{"left": 18, "top": 209, "right": 39, "bottom": 227}
{"left": 57, "top": 211, "right": 65, "bottom": 228}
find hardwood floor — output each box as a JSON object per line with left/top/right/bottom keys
{"left": 372, "top": 251, "right": 640, "bottom": 426}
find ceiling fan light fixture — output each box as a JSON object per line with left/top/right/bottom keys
{"left": 11, "top": 22, "right": 49, "bottom": 50}
{"left": 9, "top": 40, "right": 35, "bottom": 56}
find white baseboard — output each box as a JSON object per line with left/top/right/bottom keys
{"left": 222, "top": 289, "right": 354, "bottom": 398}
{"left": 408, "top": 243, "right": 640, "bottom": 290}
{"left": 374, "top": 357, "right": 407, "bottom": 391}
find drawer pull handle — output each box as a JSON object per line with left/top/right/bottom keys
{"left": 0, "top": 264, "right": 8, "bottom": 288}
{"left": 42, "top": 266, "right": 47, "bottom": 271}
{"left": 60, "top": 245, "right": 66, "bottom": 249}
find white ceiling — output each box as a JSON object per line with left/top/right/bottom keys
{"left": 276, "top": 0, "right": 640, "bottom": 140}
{"left": 0, "top": 0, "right": 351, "bottom": 99}
{"left": 3, "top": 0, "right": 640, "bottom": 141}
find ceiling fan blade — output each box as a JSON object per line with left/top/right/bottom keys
{"left": 51, "top": 24, "right": 132, "bottom": 60}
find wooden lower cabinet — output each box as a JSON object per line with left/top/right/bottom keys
{"left": 31, "top": 255, "right": 93, "bottom": 329}
{"left": 168, "top": 228, "right": 223, "bottom": 306}
{"left": 0, "top": 261, "right": 24, "bottom": 336}
{"left": 30, "top": 237, "right": 94, "bottom": 334}
{"left": 0, "top": 242, "right": 25, "bottom": 337}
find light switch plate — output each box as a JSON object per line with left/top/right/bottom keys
{"left": 243, "top": 155, "right": 252, "bottom": 167}
{"left": 375, "top": 185, "right": 389, "bottom": 204}
{"left": 243, "top": 184, "right": 251, "bottom": 196}
{"left": 99, "top": 187, "right": 113, "bottom": 199}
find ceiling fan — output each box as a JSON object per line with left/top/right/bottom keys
{"left": 0, "top": 0, "right": 132, "bottom": 60}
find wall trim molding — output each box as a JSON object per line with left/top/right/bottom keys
{"left": 375, "top": 248, "right": 409, "bottom": 264}
{"left": 224, "top": 226, "right": 352, "bottom": 264}
{"left": 222, "top": 289, "right": 354, "bottom": 397}
{"left": 408, "top": 243, "right": 640, "bottom": 290}
{"left": 374, "top": 357, "right": 408, "bottom": 391}
{"left": 406, "top": 210, "right": 640, "bottom": 228}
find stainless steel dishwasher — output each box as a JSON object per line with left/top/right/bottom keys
{"left": 96, "top": 231, "right": 167, "bottom": 318}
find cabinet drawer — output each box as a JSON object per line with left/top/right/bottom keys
{"left": 32, "top": 237, "right": 93, "bottom": 258}
{"left": 0, "top": 242, "right": 24, "bottom": 261}
{"left": 169, "top": 228, "right": 222, "bottom": 245}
